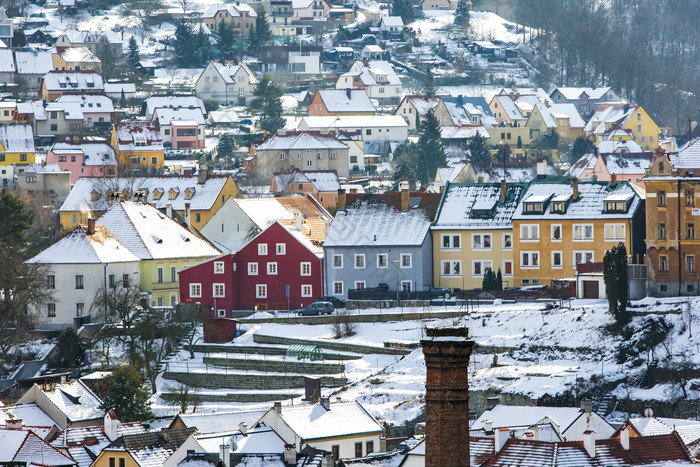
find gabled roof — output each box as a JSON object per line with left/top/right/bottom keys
{"left": 113, "top": 120, "right": 163, "bottom": 152}
{"left": 300, "top": 114, "right": 407, "bottom": 130}
{"left": 0, "top": 403, "right": 57, "bottom": 428}
{"left": 205, "top": 61, "right": 258, "bottom": 85}
{"left": 474, "top": 405, "right": 587, "bottom": 434}
{"left": 0, "top": 428, "right": 77, "bottom": 467}
{"left": 315, "top": 89, "right": 376, "bottom": 113}
{"left": 42, "top": 70, "right": 104, "bottom": 92}
{"left": 597, "top": 139, "right": 643, "bottom": 155}
{"left": 491, "top": 95, "right": 526, "bottom": 121}
{"left": 399, "top": 437, "right": 495, "bottom": 467}
{"left": 346, "top": 191, "right": 442, "bottom": 220}
{"left": 18, "top": 381, "right": 104, "bottom": 425}
{"left": 343, "top": 60, "right": 401, "bottom": 86}
{"left": 602, "top": 153, "right": 652, "bottom": 175}
{"left": 551, "top": 86, "right": 614, "bottom": 101}
{"left": 0, "top": 124, "right": 34, "bottom": 152}
{"left": 400, "top": 95, "right": 442, "bottom": 115}
{"left": 153, "top": 107, "right": 205, "bottom": 126}
{"left": 380, "top": 15, "right": 404, "bottom": 27}
{"left": 433, "top": 182, "right": 526, "bottom": 230}
{"left": 584, "top": 102, "right": 639, "bottom": 133}
{"left": 56, "top": 46, "right": 100, "bottom": 64}
{"left": 567, "top": 152, "right": 598, "bottom": 179}
{"left": 27, "top": 224, "right": 139, "bottom": 265}
{"left": 626, "top": 416, "right": 700, "bottom": 447}
{"left": 201, "top": 3, "right": 256, "bottom": 18}
{"left": 105, "top": 428, "right": 196, "bottom": 467}
{"left": 532, "top": 103, "right": 586, "bottom": 129}
{"left": 49, "top": 142, "right": 117, "bottom": 166}
{"left": 144, "top": 95, "right": 205, "bottom": 118}
{"left": 14, "top": 49, "right": 53, "bottom": 75}
{"left": 284, "top": 169, "right": 340, "bottom": 192}
{"left": 441, "top": 96, "right": 495, "bottom": 125}
{"left": 0, "top": 49, "right": 15, "bottom": 73}
{"left": 670, "top": 138, "right": 700, "bottom": 170}
{"left": 171, "top": 410, "right": 265, "bottom": 435}
{"left": 97, "top": 202, "right": 220, "bottom": 260}
{"left": 55, "top": 93, "right": 115, "bottom": 114}
{"left": 256, "top": 131, "right": 348, "bottom": 151}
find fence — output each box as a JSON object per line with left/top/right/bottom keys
{"left": 455, "top": 288, "right": 573, "bottom": 301}
{"left": 348, "top": 289, "right": 433, "bottom": 301}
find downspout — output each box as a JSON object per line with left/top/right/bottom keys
{"left": 679, "top": 179, "right": 682, "bottom": 296}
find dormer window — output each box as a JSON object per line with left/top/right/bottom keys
{"left": 522, "top": 194, "right": 551, "bottom": 214}
{"left": 604, "top": 193, "right": 633, "bottom": 213}
{"left": 168, "top": 188, "right": 179, "bottom": 200}
{"left": 658, "top": 162, "right": 664, "bottom": 172}
{"left": 91, "top": 189, "right": 100, "bottom": 201}
{"left": 185, "top": 187, "right": 195, "bottom": 199}
{"left": 550, "top": 194, "right": 571, "bottom": 214}
{"left": 153, "top": 188, "right": 164, "bottom": 200}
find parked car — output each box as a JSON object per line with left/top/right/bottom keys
{"left": 427, "top": 286, "right": 451, "bottom": 299}
{"left": 315, "top": 296, "right": 345, "bottom": 308}
{"left": 297, "top": 301, "right": 334, "bottom": 316}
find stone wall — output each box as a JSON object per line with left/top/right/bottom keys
{"left": 253, "top": 334, "right": 410, "bottom": 355}
{"left": 163, "top": 371, "right": 347, "bottom": 389}
{"left": 203, "top": 356, "right": 345, "bottom": 374}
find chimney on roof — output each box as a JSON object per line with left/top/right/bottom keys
{"left": 691, "top": 121, "right": 698, "bottom": 134}
{"left": 219, "top": 443, "right": 231, "bottom": 467}
{"left": 482, "top": 419, "right": 493, "bottom": 434}
{"left": 239, "top": 422, "right": 248, "bottom": 436}
{"left": 283, "top": 445, "right": 297, "bottom": 465}
{"left": 104, "top": 412, "right": 121, "bottom": 441}
{"left": 500, "top": 179, "right": 507, "bottom": 203}
{"left": 421, "top": 327, "right": 474, "bottom": 467}
{"left": 295, "top": 211, "right": 302, "bottom": 231}
{"left": 87, "top": 218, "right": 96, "bottom": 236}
{"left": 494, "top": 428, "right": 509, "bottom": 453}
{"left": 400, "top": 187, "right": 409, "bottom": 212}
{"left": 581, "top": 398, "right": 592, "bottom": 415}
{"left": 620, "top": 427, "right": 630, "bottom": 451}
{"left": 166, "top": 203, "right": 173, "bottom": 219}
{"left": 6, "top": 419, "right": 23, "bottom": 430}
{"left": 536, "top": 159, "right": 547, "bottom": 178}
{"left": 337, "top": 188, "right": 346, "bottom": 211}
{"left": 274, "top": 401, "right": 282, "bottom": 414}
{"left": 583, "top": 430, "right": 596, "bottom": 458}
{"left": 573, "top": 178, "right": 579, "bottom": 201}
{"left": 611, "top": 173, "right": 617, "bottom": 187}
{"left": 185, "top": 202, "right": 191, "bottom": 227}
{"left": 486, "top": 396, "right": 499, "bottom": 410}
{"left": 198, "top": 167, "right": 208, "bottom": 184}
{"left": 320, "top": 397, "right": 330, "bottom": 411}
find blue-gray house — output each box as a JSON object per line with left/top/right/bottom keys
{"left": 324, "top": 193, "right": 433, "bottom": 300}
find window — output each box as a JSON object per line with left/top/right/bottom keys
{"left": 658, "top": 190, "right": 666, "bottom": 206}
{"left": 354, "top": 254, "right": 365, "bottom": 269}
{"left": 248, "top": 262, "right": 258, "bottom": 275}
{"left": 401, "top": 280, "right": 412, "bottom": 291}
{"left": 75, "top": 275, "right": 84, "bottom": 289}
{"left": 441, "top": 260, "right": 461, "bottom": 277}
{"left": 276, "top": 243, "right": 286, "bottom": 255}
{"left": 76, "top": 303, "right": 85, "bottom": 316}
{"left": 552, "top": 251, "right": 562, "bottom": 268}
{"left": 300, "top": 262, "right": 311, "bottom": 276}
{"left": 258, "top": 243, "right": 268, "bottom": 255}
{"left": 472, "top": 234, "right": 492, "bottom": 250}
{"left": 574, "top": 251, "right": 594, "bottom": 266}
{"left": 47, "top": 303, "right": 56, "bottom": 318}
{"left": 688, "top": 223, "right": 695, "bottom": 239}
{"left": 256, "top": 284, "right": 267, "bottom": 298}
{"left": 366, "top": 441, "right": 374, "bottom": 455}
{"left": 377, "top": 254, "right": 388, "bottom": 268}
{"left": 109, "top": 458, "right": 115, "bottom": 467}
{"left": 573, "top": 224, "right": 594, "bottom": 241}
{"left": 472, "top": 260, "right": 492, "bottom": 277}
{"left": 441, "top": 234, "right": 461, "bottom": 250}
{"left": 123, "top": 274, "right": 130, "bottom": 287}
{"left": 157, "top": 267, "right": 164, "bottom": 283}
{"left": 401, "top": 253, "right": 411, "bottom": 268}
{"left": 355, "top": 442, "right": 363, "bottom": 458}
{"left": 503, "top": 260, "right": 513, "bottom": 276}
{"left": 687, "top": 255, "right": 695, "bottom": 273}
{"left": 521, "top": 252, "right": 540, "bottom": 268}
{"left": 551, "top": 224, "right": 562, "bottom": 241}
{"left": 520, "top": 224, "right": 540, "bottom": 241}
{"left": 306, "top": 160, "right": 313, "bottom": 168}
{"left": 267, "top": 262, "right": 278, "bottom": 275}
{"left": 302, "top": 284, "right": 313, "bottom": 297}
{"left": 109, "top": 274, "right": 116, "bottom": 288}
{"left": 658, "top": 223, "right": 667, "bottom": 240}
{"left": 353, "top": 281, "right": 366, "bottom": 290}
{"left": 502, "top": 233, "right": 512, "bottom": 249}
{"left": 332, "top": 446, "right": 340, "bottom": 460}
{"left": 333, "top": 281, "right": 343, "bottom": 295}
{"left": 218, "top": 309, "right": 226, "bottom": 317}
{"left": 196, "top": 213, "right": 201, "bottom": 223}
{"left": 330, "top": 152, "right": 336, "bottom": 160}
{"left": 171, "top": 266, "right": 177, "bottom": 283}
{"left": 47, "top": 275, "right": 55, "bottom": 289}
{"left": 605, "top": 224, "right": 626, "bottom": 240}
{"left": 214, "top": 261, "right": 225, "bottom": 273}
{"left": 333, "top": 255, "right": 343, "bottom": 268}
{"left": 637, "top": 124, "right": 642, "bottom": 133}
{"left": 687, "top": 190, "right": 695, "bottom": 207}
{"left": 659, "top": 255, "right": 669, "bottom": 273}
{"left": 190, "top": 283, "right": 202, "bottom": 297}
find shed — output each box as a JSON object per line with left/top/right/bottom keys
{"left": 286, "top": 344, "right": 323, "bottom": 361}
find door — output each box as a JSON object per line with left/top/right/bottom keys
{"left": 582, "top": 280, "right": 599, "bottom": 299}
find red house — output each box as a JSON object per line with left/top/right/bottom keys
{"left": 179, "top": 222, "right": 324, "bottom": 340}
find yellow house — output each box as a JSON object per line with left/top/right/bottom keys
{"left": 431, "top": 181, "right": 526, "bottom": 290}
{"left": 526, "top": 103, "right": 585, "bottom": 143}
{"left": 90, "top": 428, "right": 198, "bottom": 467}
{"left": 111, "top": 120, "right": 165, "bottom": 171}
{"left": 585, "top": 102, "right": 661, "bottom": 151}
{"left": 488, "top": 95, "right": 528, "bottom": 127}
{"left": 0, "top": 124, "right": 36, "bottom": 167}
{"left": 52, "top": 46, "right": 101, "bottom": 71}
{"left": 512, "top": 179, "right": 645, "bottom": 287}
{"left": 58, "top": 173, "right": 242, "bottom": 232}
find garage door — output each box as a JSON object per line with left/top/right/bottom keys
{"left": 582, "top": 280, "right": 599, "bottom": 299}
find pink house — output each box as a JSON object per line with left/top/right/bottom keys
{"left": 46, "top": 141, "right": 117, "bottom": 184}
{"left": 152, "top": 107, "right": 205, "bottom": 150}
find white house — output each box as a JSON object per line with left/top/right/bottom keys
{"left": 298, "top": 115, "right": 408, "bottom": 144}
{"left": 336, "top": 60, "right": 402, "bottom": 104}
{"left": 14, "top": 49, "right": 53, "bottom": 91}
{"left": 378, "top": 16, "right": 404, "bottom": 37}
{"left": 18, "top": 380, "right": 105, "bottom": 429}
{"left": 54, "top": 93, "right": 114, "bottom": 128}
{"left": 25, "top": 220, "right": 140, "bottom": 330}
{"left": 143, "top": 95, "right": 206, "bottom": 119}
{"left": 292, "top": 0, "right": 331, "bottom": 20}
{"left": 0, "top": 49, "right": 15, "bottom": 84}
{"left": 195, "top": 61, "right": 258, "bottom": 106}
{"left": 258, "top": 399, "right": 384, "bottom": 459}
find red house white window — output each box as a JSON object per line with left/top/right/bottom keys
{"left": 214, "top": 261, "right": 224, "bottom": 274}
{"left": 267, "top": 262, "right": 278, "bottom": 275}
{"left": 190, "top": 283, "right": 202, "bottom": 298}
{"left": 276, "top": 243, "right": 286, "bottom": 255}
{"left": 300, "top": 262, "right": 311, "bottom": 276}
{"left": 258, "top": 243, "right": 268, "bottom": 255}
{"left": 256, "top": 284, "right": 267, "bottom": 298}
{"left": 213, "top": 283, "right": 225, "bottom": 297}
{"left": 248, "top": 262, "right": 258, "bottom": 275}
{"left": 302, "top": 285, "right": 312, "bottom": 297}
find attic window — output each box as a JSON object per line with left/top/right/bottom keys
{"left": 168, "top": 188, "right": 179, "bottom": 200}
{"left": 522, "top": 194, "right": 551, "bottom": 214}
{"left": 604, "top": 193, "right": 633, "bottom": 213}
{"left": 550, "top": 195, "right": 571, "bottom": 214}
{"left": 153, "top": 188, "right": 163, "bottom": 200}
{"left": 152, "top": 234, "right": 163, "bottom": 244}
{"left": 60, "top": 390, "right": 81, "bottom": 404}
{"left": 471, "top": 198, "right": 498, "bottom": 218}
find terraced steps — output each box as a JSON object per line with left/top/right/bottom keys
{"left": 252, "top": 334, "right": 411, "bottom": 356}
{"left": 192, "top": 344, "right": 362, "bottom": 360}
{"left": 202, "top": 356, "right": 345, "bottom": 374}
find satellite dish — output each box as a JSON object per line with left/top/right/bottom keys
{"left": 229, "top": 436, "right": 238, "bottom": 452}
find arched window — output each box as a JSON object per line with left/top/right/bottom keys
{"left": 658, "top": 162, "right": 664, "bottom": 172}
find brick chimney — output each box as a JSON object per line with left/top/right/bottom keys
{"left": 400, "top": 188, "right": 409, "bottom": 212}
{"left": 337, "top": 189, "right": 346, "bottom": 211}
{"left": 320, "top": 397, "right": 330, "bottom": 411}
{"left": 87, "top": 218, "right": 96, "bottom": 235}
{"left": 620, "top": 427, "right": 630, "bottom": 451}
{"left": 6, "top": 419, "right": 23, "bottom": 430}
{"left": 500, "top": 179, "right": 507, "bottom": 203}
{"left": 420, "top": 327, "right": 474, "bottom": 467}
{"left": 198, "top": 167, "right": 208, "bottom": 184}
{"left": 583, "top": 430, "right": 596, "bottom": 458}
{"left": 611, "top": 173, "right": 617, "bottom": 187}
{"left": 573, "top": 178, "right": 579, "bottom": 201}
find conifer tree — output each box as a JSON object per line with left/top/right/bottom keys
{"left": 416, "top": 109, "right": 445, "bottom": 184}
{"left": 127, "top": 36, "right": 140, "bottom": 67}
{"left": 391, "top": 0, "right": 415, "bottom": 24}
{"left": 454, "top": 0, "right": 470, "bottom": 30}
{"left": 604, "top": 243, "right": 630, "bottom": 325}
{"left": 249, "top": 8, "right": 272, "bottom": 53}
{"left": 217, "top": 20, "right": 238, "bottom": 59}
{"left": 468, "top": 132, "right": 491, "bottom": 162}
{"left": 247, "top": 74, "right": 286, "bottom": 134}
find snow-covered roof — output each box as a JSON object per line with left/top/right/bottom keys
{"left": 474, "top": 405, "right": 585, "bottom": 433}
{"left": 40, "top": 381, "right": 104, "bottom": 424}
{"left": 315, "top": 89, "right": 375, "bottom": 113}
{"left": 491, "top": 95, "right": 526, "bottom": 120}
{"left": 173, "top": 410, "right": 265, "bottom": 435}
{"left": 50, "top": 142, "right": 116, "bottom": 166}
{"left": 289, "top": 170, "right": 340, "bottom": 191}
{"left": 103, "top": 83, "right": 136, "bottom": 94}
{"left": 433, "top": 182, "right": 526, "bottom": 230}
{"left": 567, "top": 152, "right": 597, "bottom": 179}
{"left": 201, "top": 3, "right": 256, "bottom": 18}
{"left": 273, "top": 401, "right": 383, "bottom": 441}
{"left": 533, "top": 103, "right": 586, "bottom": 129}
{"left": 0, "top": 49, "right": 15, "bottom": 73}
{"left": 208, "top": 108, "right": 239, "bottom": 124}
{"left": 57, "top": 46, "right": 100, "bottom": 64}
{"left": 0, "top": 403, "right": 57, "bottom": 428}
{"left": 256, "top": 131, "right": 348, "bottom": 152}
{"left": 629, "top": 417, "right": 700, "bottom": 446}
{"left": 55, "top": 93, "right": 115, "bottom": 114}
{"left": 154, "top": 107, "right": 205, "bottom": 126}
{"left": 144, "top": 95, "right": 205, "bottom": 118}
{"left": 442, "top": 96, "right": 494, "bottom": 125}
{"left": 97, "top": 202, "right": 220, "bottom": 260}
{"left": 27, "top": 224, "right": 139, "bottom": 265}
{"left": 325, "top": 203, "right": 431, "bottom": 247}
{"left": 584, "top": 102, "right": 638, "bottom": 134}
{"left": 206, "top": 62, "right": 258, "bottom": 86}
{"left": 60, "top": 175, "right": 232, "bottom": 212}
{"left": 602, "top": 153, "right": 651, "bottom": 175}
{"left": 299, "top": 114, "right": 406, "bottom": 130}
{"left": 0, "top": 124, "right": 34, "bottom": 153}
{"left": 597, "top": 139, "right": 643, "bottom": 154}
{"left": 45, "top": 101, "right": 84, "bottom": 120}
{"left": 670, "top": 139, "right": 700, "bottom": 170}
{"left": 380, "top": 16, "right": 404, "bottom": 27}
{"left": 14, "top": 50, "right": 53, "bottom": 75}
{"left": 42, "top": 71, "right": 104, "bottom": 92}
{"left": 0, "top": 428, "right": 76, "bottom": 467}
{"left": 105, "top": 429, "right": 196, "bottom": 467}
{"left": 403, "top": 95, "right": 441, "bottom": 115}
{"left": 362, "top": 44, "right": 383, "bottom": 53}
{"left": 441, "top": 125, "right": 490, "bottom": 140}
{"left": 344, "top": 60, "right": 401, "bottom": 86}
{"left": 23, "top": 162, "right": 67, "bottom": 174}
{"left": 512, "top": 180, "right": 641, "bottom": 220}
{"left": 551, "top": 86, "right": 614, "bottom": 101}
{"left": 113, "top": 120, "right": 163, "bottom": 152}
{"left": 500, "top": 86, "right": 553, "bottom": 105}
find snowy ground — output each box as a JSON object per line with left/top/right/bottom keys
{"left": 151, "top": 297, "right": 700, "bottom": 425}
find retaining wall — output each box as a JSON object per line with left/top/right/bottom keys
{"left": 252, "top": 334, "right": 410, "bottom": 355}
{"left": 203, "top": 356, "right": 345, "bottom": 374}
{"left": 163, "top": 371, "right": 347, "bottom": 389}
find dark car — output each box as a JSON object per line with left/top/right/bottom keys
{"left": 428, "top": 287, "right": 452, "bottom": 299}
{"left": 297, "top": 301, "right": 334, "bottom": 316}
{"left": 315, "top": 296, "right": 345, "bottom": 308}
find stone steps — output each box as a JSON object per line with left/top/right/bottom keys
{"left": 253, "top": 334, "right": 410, "bottom": 356}
{"left": 163, "top": 371, "right": 347, "bottom": 390}
{"left": 203, "top": 356, "right": 345, "bottom": 375}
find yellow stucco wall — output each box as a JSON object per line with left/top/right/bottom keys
{"left": 140, "top": 256, "right": 217, "bottom": 307}
{"left": 92, "top": 450, "right": 140, "bottom": 467}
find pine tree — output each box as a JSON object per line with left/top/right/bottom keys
{"left": 416, "top": 109, "right": 445, "bottom": 184}
{"left": 467, "top": 132, "right": 491, "bottom": 162}
{"left": 194, "top": 25, "right": 211, "bottom": 65}
{"left": 454, "top": 0, "right": 471, "bottom": 30}
{"left": 496, "top": 268, "right": 503, "bottom": 290}
{"left": 101, "top": 365, "right": 154, "bottom": 422}
{"left": 249, "top": 8, "right": 272, "bottom": 53}
{"left": 217, "top": 20, "right": 238, "bottom": 59}
{"left": 127, "top": 36, "right": 140, "bottom": 68}
{"left": 247, "top": 74, "right": 286, "bottom": 134}
{"left": 604, "top": 243, "right": 630, "bottom": 325}
{"left": 570, "top": 136, "right": 596, "bottom": 164}
{"left": 422, "top": 67, "right": 437, "bottom": 97}
{"left": 174, "top": 21, "right": 194, "bottom": 67}
{"left": 393, "top": 143, "right": 418, "bottom": 184}
{"left": 390, "top": 0, "right": 415, "bottom": 24}
{"left": 482, "top": 268, "right": 498, "bottom": 290}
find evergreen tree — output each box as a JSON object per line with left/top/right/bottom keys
{"left": 496, "top": 268, "right": 503, "bottom": 290}
{"left": 217, "top": 20, "right": 238, "bottom": 59}
{"left": 249, "top": 8, "right": 272, "bottom": 52}
{"left": 101, "top": 365, "right": 154, "bottom": 422}
{"left": 496, "top": 142, "right": 512, "bottom": 165}
{"left": 422, "top": 67, "right": 437, "bottom": 97}
{"left": 604, "top": 243, "right": 630, "bottom": 325}
{"left": 54, "top": 327, "right": 86, "bottom": 368}
{"left": 467, "top": 132, "right": 491, "bottom": 163}
{"left": 194, "top": 25, "right": 211, "bottom": 65}
{"left": 393, "top": 142, "right": 418, "bottom": 184}
{"left": 390, "top": 0, "right": 415, "bottom": 24}
{"left": 570, "top": 136, "right": 596, "bottom": 164}
{"left": 174, "top": 21, "right": 195, "bottom": 67}
{"left": 482, "top": 268, "right": 499, "bottom": 290}
{"left": 247, "top": 74, "right": 286, "bottom": 134}
{"left": 542, "top": 129, "right": 560, "bottom": 149}
{"left": 454, "top": 0, "right": 471, "bottom": 30}
{"left": 95, "top": 36, "right": 126, "bottom": 81}
{"left": 127, "top": 36, "right": 140, "bottom": 68}
{"left": 416, "top": 109, "right": 445, "bottom": 184}
{"left": 516, "top": 135, "right": 523, "bottom": 149}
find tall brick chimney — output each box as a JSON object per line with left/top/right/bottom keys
{"left": 337, "top": 189, "right": 346, "bottom": 211}
{"left": 400, "top": 188, "right": 409, "bottom": 212}
{"left": 421, "top": 327, "right": 474, "bottom": 467}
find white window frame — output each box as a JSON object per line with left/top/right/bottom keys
{"left": 301, "top": 284, "right": 313, "bottom": 297}
{"left": 441, "top": 260, "right": 462, "bottom": 277}
{"left": 256, "top": 284, "right": 267, "bottom": 298}
{"left": 502, "top": 233, "right": 513, "bottom": 250}
{"left": 333, "top": 281, "right": 343, "bottom": 295}
{"left": 333, "top": 254, "right": 343, "bottom": 268}
{"left": 472, "top": 233, "right": 492, "bottom": 251}
{"left": 213, "top": 283, "right": 225, "bottom": 297}
{"left": 267, "top": 262, "right": 278, "bottom": 275}
{"left": 401, "top": 253, "right": 412, "bottom": 268}
{"left": 258, "top": 243, "right": 268, "bottom": 255}
{"left": 573, "top": 224, "right": 594, "bottom": 241}
{"left": 377, "top": 253, "right": 388, "bottom": 268}
{"left": 604, "top": 223, "right": 626, "bottom": 241}
{"left": 574, "top": 251, "right": 595, "bottom": 267}
{"left": 400, "top": 280, "right": 412, "bottom": 291}
{"left": 276, "top": 243, "right": 286, "bottom": 255}
{"left": 217, "top": 309, "right": 226, "bottom": 317}
{"left": 551, "top": 224, "right": 562, "bottom": 242}
{"left": 214, "top": 261, "right": 225, "bottom": 274}
{"left": 520, "top": 251, "right": 540, "bottom": 269}
{"left": 190, "top": 283, "right": 202, "bottom": 298}
{"left": 300, "top": 262, "right": 311, "bottom": 276}
{"left": 440, "top": 233, "right": 461, "bottom": 250}
{"left": 502, "top": 260, "right": 513, "bottom": 277}
{"left": 551, "top": 251, "right": 563, "bottom": 269}
{"left": 354, "top": 281, "right": 366, "bottom": 289}
{"left": 354, "top": 254, "right": 366, "bottom": 269}
{"left": 248, "top": 262, "right": 258, "bottom": 275}
{"left": 472, "top": 260, "right": 493, "bottom": 277}
{"left": 520, "top": 224, "right": 540, "bottom": 241}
